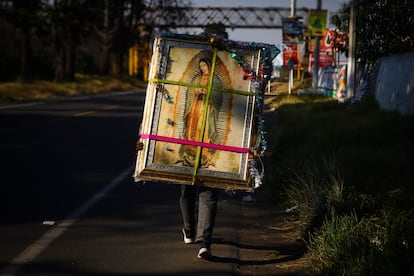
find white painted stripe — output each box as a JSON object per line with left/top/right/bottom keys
{"left": 0, "top": 165, "right": 134, "bottom": 276}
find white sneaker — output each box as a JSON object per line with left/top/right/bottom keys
{"left": 197, "top": 247, "right": 211, "bottom": 260}
{"left": 182, "top": 228, "right": 194, "bottom": 244}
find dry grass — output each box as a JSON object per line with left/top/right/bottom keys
{"left": 0, "top": 74, "right": 146, "bottom": 103}
{"left": 267, "top": 75, "right": 312, "bottom": 95}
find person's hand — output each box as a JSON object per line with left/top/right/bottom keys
{"left": 136, "top": 140, "right": 144, "bottom": 155}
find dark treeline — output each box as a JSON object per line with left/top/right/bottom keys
{"left": 0, "top": 0, "right": 188, "bottom": 82}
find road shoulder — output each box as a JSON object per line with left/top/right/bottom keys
{"left": 232, "top": 188, "right": 308, "bottom": 275}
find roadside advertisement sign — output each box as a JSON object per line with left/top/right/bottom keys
{"left": 282, "top": 18, "right": 304, "bottom": 43}
{"left": 308, "top": 52, "right": 333, "bottom": 71}
{"left": 282, "top": 17, "right": 305, "bottom": 70}
{"left": 283, "top": 43, "right": 299, "bottom": 69}
{"left": 308, "top": 29, "right": 334, "bottom": 53}
{"left": 316, "top": 65, "right": 347, "bottom": 97}
{"left": 307, "top": 9, "right": 328, "bottom": 37}
{"left": 283, "top": 43, "right": 305, "bottom": 69}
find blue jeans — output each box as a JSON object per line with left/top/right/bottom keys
{"left": 180, "top": 184, "right": 218, "bottom": 247}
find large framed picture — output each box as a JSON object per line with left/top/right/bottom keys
{"left": 134, "top": 33, "right": 279, "bottom": 191}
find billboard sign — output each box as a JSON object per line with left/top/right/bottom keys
{"left": 308, "top": 9, "right": 328, "bottom": 37}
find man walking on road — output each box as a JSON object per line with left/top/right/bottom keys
{"left": 136, "top": 140, "right": 218, "bottom": 260}
{"left": 180, "top": 184, "right": 218, "bottom": 260}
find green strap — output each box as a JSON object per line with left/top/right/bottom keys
{"left": 192, "top": 48, "right": 218, "bottom": 184}
{"left": 148, "top": 78, "right": 256, "bottom": 96}
{"left": 215, "top": 86, "right": 256, "bottom": 96}
{"left": 149, "top": 78, "right": 208, "bottom": 89}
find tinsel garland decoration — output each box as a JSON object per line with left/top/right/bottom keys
{"left": 160, "top": 32, "right": 280, "bottom": 155}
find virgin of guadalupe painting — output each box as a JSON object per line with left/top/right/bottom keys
{"left": 151, "top": 47, "right": 246, "bottom": 175}
{"left": 134, "top": 33, "right": 280, "bottom": 191}
{"left": 173, "top": 50, "right": 232, "bottom": 169}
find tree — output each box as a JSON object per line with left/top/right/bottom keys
{"left": 49, "top": 0, "right": 91, "bottom": 82}
{"left": 92, "top": 0, "right": 145, "bottom": 76}
{"left": 127, "top": 0, "right": 190, "bottom": 79}
{"left": 0, "top": 0, "right": 192, "bottom": 81}
{"left": 202, "top": 23, "right": 229, "bottom": 39}
{"left": 0, "top": 0, "right": 43, "bottom": 82}
{"left": 0, "top": 19, "right": 20, "bottom": 81}
{"left": 331, "top": 0, "right": 414, "bottom": 64}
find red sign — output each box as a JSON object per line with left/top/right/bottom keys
{"left": 283, "top": 43, "right": 299, "bottom": 69}
{"left": 333, "top": 31, "right": 347, "bottom": 50}
{"left": 308, "top": 53, "right": 333, "bottom": 72}
{"left": 308, "top": 29, "right": 334, "bottom": 53}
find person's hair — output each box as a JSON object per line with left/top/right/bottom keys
{"left": 199, "top": 58, "right": 211, "bottom": 73}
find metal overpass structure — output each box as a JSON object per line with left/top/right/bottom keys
{"left": 138, "top": 6, "right": 308, "bottom": 29}
{"left": 130, "top": 6, "right": 309, "bottom": 79}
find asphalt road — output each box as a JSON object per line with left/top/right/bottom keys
{"left": 0, "top": 91, "right": 245, "bottom": 275}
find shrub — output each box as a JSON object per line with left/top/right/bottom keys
{"left": 283, "top": 153, "right": 349, "bottom": 239}
{"left": 306, "top": 206, "right": 414, "bottom": 275}
{"left": 371, "top": 207, "right": 414, "bottom": 275}
{"left": 306, "top": 211, "right": 374, "bottom": 275}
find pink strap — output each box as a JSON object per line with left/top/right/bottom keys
{"left": 140, "top": 133, "right": 250, "bottom": 153}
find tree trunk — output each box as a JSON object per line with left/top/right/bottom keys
{"left": 64, "top": 34, "right": 76, "bottom": 81}
{"left": 54, "top": 46, "right": 65, "bottom": 82}
{"left": 98, "top": 0, "right": 112, "bottom": 75}
{"left": 99, "top": 46, "right": 111, "bottom": 75}
{"left": 19, "top": 27, "right": 32, "bottom": 82}
{"left": 53, "top": 13, "right": 65, "bottom": 82}
{"left": 110, "top": 51, "right": 122, "bottom": 76}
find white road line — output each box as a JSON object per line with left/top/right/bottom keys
{"left": 0, "top": 164, "right": 134, "bottom": 276}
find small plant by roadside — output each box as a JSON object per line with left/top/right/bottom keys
{"left": 307, "top": 211, "right": 373, "bottom": 275}
{"left": 283, "top": 153, "right": 349, "bottom": 240}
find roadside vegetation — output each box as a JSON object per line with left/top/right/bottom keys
{"left": 265, "top": 92, "right": 414, "bottom": 275}
{"left": 2, "top": 70, "right": 413, "bottom": 274}
{"left": 0, "top": 74, "right": 146, "bottom": 104}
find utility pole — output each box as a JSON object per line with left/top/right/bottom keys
{"left": 312, "top": 0, "right": 322, "bottom": 90}
{"left": 288, "top": 0, "right": 296, "bottom": 94}
{"left": 290, "top": 0, "right": 296, "bottom": 15}
{"left": 347, "top": 0, "right": 357, "bottom": 99}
